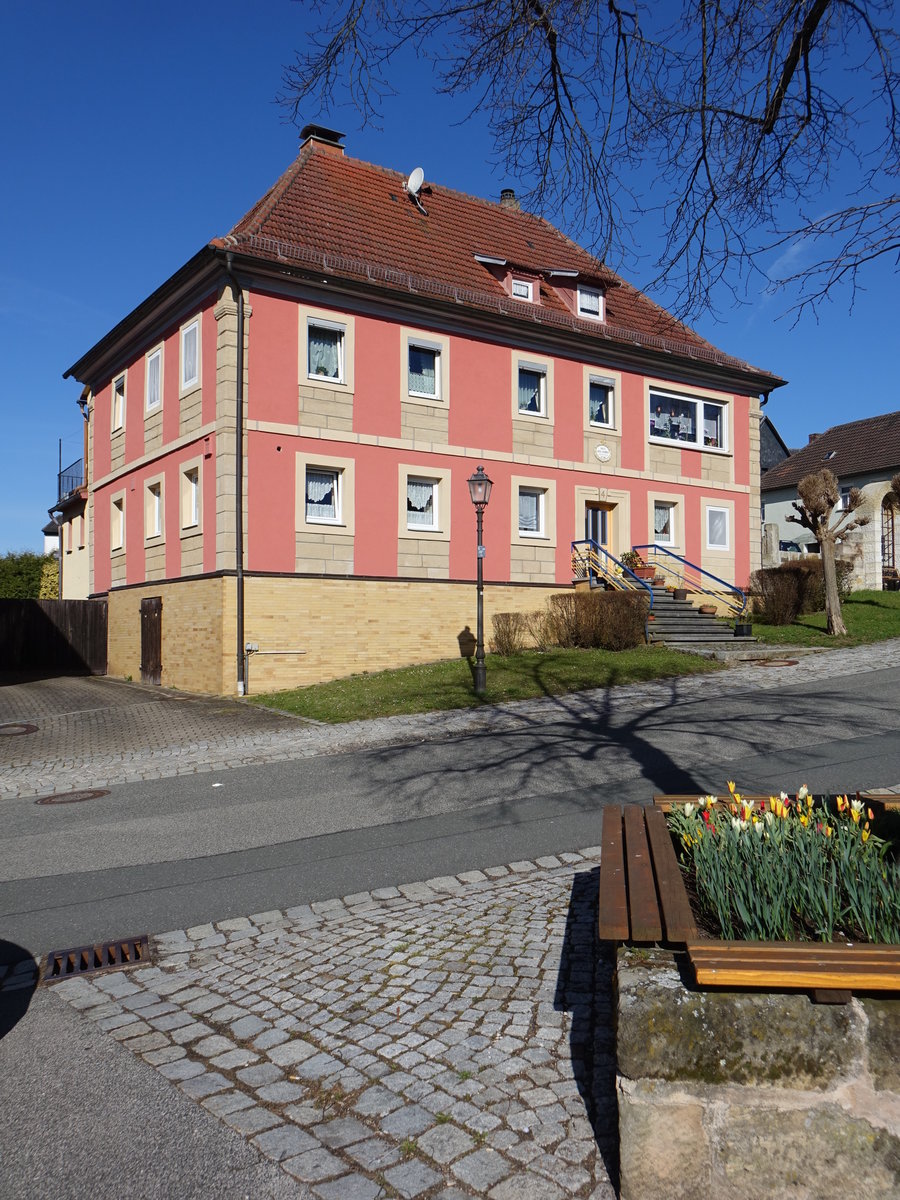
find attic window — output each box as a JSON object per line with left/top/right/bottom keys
{"left": 511, "top": 279, "right": 533, "bottom": 302}
{"left": 577, "top": 285, "right": 604, "bottom": 321}
{"left": 823, "top": 450, "right": 837, "bottom": 461}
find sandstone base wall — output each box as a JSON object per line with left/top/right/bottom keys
{"left": 616, "top": 947, "right": 900, "bottom": 1200}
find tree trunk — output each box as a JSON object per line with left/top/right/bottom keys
{"left": 821, "top": 536, "right": 847, "bottom": 636}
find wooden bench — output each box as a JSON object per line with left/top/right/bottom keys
{"left": 598, "top": 804, "right": 697, "bottom": 944}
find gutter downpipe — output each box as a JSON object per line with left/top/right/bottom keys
{"left": 224, "top": 252, "right": 246, "bottom": 695}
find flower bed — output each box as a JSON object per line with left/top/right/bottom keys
{"left": 666, "top": 784, "right": 900, "bottom": 944}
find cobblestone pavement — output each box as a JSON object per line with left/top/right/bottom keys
{"left": 34, "top": 850, "right": 616, "bottom": 1200}
{"left": 4, "top": 640, "right": 900, "bottom": 800}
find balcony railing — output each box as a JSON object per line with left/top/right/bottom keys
{"left": 58, "top": 458, "right": 84, "bottom": 501}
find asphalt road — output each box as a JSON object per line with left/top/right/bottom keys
{"left": 3, "top": 664, "right": 900, "bottom": 954}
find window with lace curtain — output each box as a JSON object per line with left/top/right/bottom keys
{"left": 408, "top": 344, "right": 440, "bottom": 398}
{"left": 518, "top": 366, "right": 546, "bottom": 416}
{"left": 518, "top": 487, "right": 545, "bottom": 537}
{"left": 406, "top": 477, "right": 438, "bottom": 530}
{"left": 305, "top": 468, "right": 340, "bottom": 523}
{"left": 181, "top": 319, "right": 199, "bottom": 390}
{"left": 654, "top": 500, "right": 675, "bottom": 545}
{"left": 307, "top": 322, "right": 344, "bottom": 382}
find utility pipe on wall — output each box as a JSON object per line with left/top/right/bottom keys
{"left": 224, "top": 252, "right": 246, "bottom": 695}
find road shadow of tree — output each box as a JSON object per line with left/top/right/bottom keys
{"left": 554, "top": 866, "right": 619, "bottom": 1194}
{"left": 0, "top": 939, "right": 38, "bottom": 1040}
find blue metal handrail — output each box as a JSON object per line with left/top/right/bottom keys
{"left": 571, "top": 540, "right": 654, "bottom": 611}
{"left": 632, "top": 544, "right": 747, "bottom": 617}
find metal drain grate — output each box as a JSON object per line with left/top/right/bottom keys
{"left": 0, "top": 722, "right": 38, "bottom": 736}
{"left": 35, "top": 787, "right": 109, "bottom": 806}
{"left": 750, "top": 658, "right": 800, "bottom": 667}
{"left": 42, "top": 934, "right": 151, "bottom": 984}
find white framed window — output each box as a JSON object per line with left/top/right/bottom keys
{"left": 577, "top": 285, "right": 603, "bottom": 320}
{"left": 112, "top": 375, "right": 125, "bottom": 433}
{"left": 146, "top": 347, "right": 162, "bottom": 412}
{"left": 408, "top": 343, "right": 440, "bottom": 399}
{"left": 706, "top": 506, "right": 729, "bottom": 550}
{"left": 839, "top": 485, "right": 853, "bottom": 511}
{"left": 511, "top": 278, "right": 533, "bottom": 302}
{"left": 305, "top": 467, "right": 341, "bottom": 523}
{"left": 589, "top": 377, "right": 614, "bottom": 427}
{"left": 308, "top": 321, "right": 344, "bottom": 382}
{"left": 181, "top": 319, "right": 199, "bottom": 390}
{"left": 654, "top": 501, "right": 676, "bottom": 545}
{"left": 518, "top": 487, "right": 545, "bottom": 537}
{"left": 518, "top": 365, "right": 546, "bottom": 416}
{"left": 146, "top": 481, "right": 163, "bottom": 539}
{"left": 111, "top": 495, "right": 125, "bottom": 551}
{"left": 406, "top": 477, "right": 438, "bottom": 531}
{"left": 181, "top": 466, "right": 200, "bottom": 529}
{"left": 650, "top": 389, "right": 727, "bottom": 451}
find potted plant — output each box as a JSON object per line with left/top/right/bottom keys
{"left": 620, "top": 549, "right": 656, "bottom": 580}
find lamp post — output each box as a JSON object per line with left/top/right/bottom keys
{"left": 467, "top": 464, "right": 493, "bottom": 696}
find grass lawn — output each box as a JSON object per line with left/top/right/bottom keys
{"left": 751, "top": 589, "right": 900, "bottom": 648}
{"left": 251, "top": 645, "right": 722, "bottom": 724}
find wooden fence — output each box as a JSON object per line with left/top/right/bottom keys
{"left": 0, "top": 599, "right": 107, "bottom": 674}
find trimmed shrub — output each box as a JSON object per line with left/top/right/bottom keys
{"left": 490, "top": 611, "right": 527, "bottom": 656}
{"left": 524, "top": 608, "right": 553, "bottom": 652}
{"left": 752, "top": 560, "right": 854, "bottom": 624}
{"left": 545, "top": 591, "right": 648, "bottom": 650}
{"left": 750, "top": 567, "right": 802, "bottom": 625}
{"left": 0, "top": 551, "right": 56, "bottom": 599}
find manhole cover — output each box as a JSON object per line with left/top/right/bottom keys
{"left": 42, "top": 934, "right": 150, "bottom": 984}
{"left": 35, "top": 788, "right": 109, "bottom": 806}
{"left": 0, "top": 722, "right": 38, "bottom": 736}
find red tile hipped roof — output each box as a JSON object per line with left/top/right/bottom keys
{"left": 220, "top": 143, "right": 778, "bottom": 384}
{"left": 761, "top": 410, "right": 900, "bottom": 491}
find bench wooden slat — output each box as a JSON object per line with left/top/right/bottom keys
{"left": 643, "top": 806, "right": 697, "bottom": 942}
{"left": 689, "top": 941, "right": 900, "bottom": 961}
{"left": 623, "top": 805, "right": 662, "bottom": 942}
{"left": 688, "top": 941, "right": 900, "bottom": 990}
{"left": 859, "top": 790, "right": 900, "bottom": 812}
{"left": 598, "top": 805, "right": 629, "bottom": 941}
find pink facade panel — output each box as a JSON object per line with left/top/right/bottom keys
{"left": 553, "top": 357, "right": 584, "bottom": 463}
{"left": 448, "top": 336, "right": 510, "bottom": 452}
{"left": 354, "top": 315, "right": 400, "bottom": 439}
{"left": 247, "top": 431, "right": 296, "bottom": 573}
{"left": 619, "top": 372, "right": 646, "bottom": 472}
{"left": 247, "top": 292, "right": 299, "bottom": 426}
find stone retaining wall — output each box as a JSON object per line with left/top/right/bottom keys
{"left": 616, "top": 947, "right": 900, "bottom": 1200}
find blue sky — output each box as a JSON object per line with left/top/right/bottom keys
{"left": 2, "top": 1, "right": 895, "bottom": 554}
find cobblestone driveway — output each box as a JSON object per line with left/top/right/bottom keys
{"left": 48, "top": 851, "right": 615, "bottom": 1200}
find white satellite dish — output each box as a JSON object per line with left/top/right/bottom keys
{"left": 406, "top": 166, "right": 424, "bottom": 196}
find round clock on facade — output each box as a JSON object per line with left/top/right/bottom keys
{"left": 594, "top": 443, "right": 611, "bottom": 463}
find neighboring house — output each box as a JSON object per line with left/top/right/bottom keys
{"left": 41, "top": 518, "right": 59, "bottom": 557}
{"left": 64, "top": 126, "right": 783, "bottom": 694}
{"left": 48, "top": 407, "right": 91, "bottom": 599}
{"left": 760, "top": 411, "right": 900, "bottom": 589}
{"left": 760, "top": 414, "right": 791, "bottom": 475}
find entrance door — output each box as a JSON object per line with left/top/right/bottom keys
{"left": 585, "top": 502, "right": 613, "bottom": 550}
{"left": 140, "top": 597, "right": 162, "bottom": 685}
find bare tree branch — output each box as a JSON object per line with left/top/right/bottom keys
{"left": 279, "top": 0, "right": 900, "bottom": 322}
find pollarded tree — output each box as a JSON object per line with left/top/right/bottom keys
{"left": 280, "top": 0, "right": 900, "bottom": 322}
{"left": 786, "top": 469, "right": 868, "bottom": 635}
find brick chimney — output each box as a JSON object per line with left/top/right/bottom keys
{"left": 300, "top": 124, "right": 346, "bottom": 155}
{"left": 808, "top": 433, "right": 819, "bottom": 442}
{"left": 500, "top": 188, "right": 520, "bottom": 210}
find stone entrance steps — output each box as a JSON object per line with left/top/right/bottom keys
{"left": 647, "top": 586, "right": 757, "bottom": 648}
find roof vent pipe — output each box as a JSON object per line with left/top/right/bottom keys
{"left": 500, "top": 188, "right": 520, "bottom": 210}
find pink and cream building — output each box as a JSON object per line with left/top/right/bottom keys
{"left": 65, "top": 127, "right": 783, "bottom": 694}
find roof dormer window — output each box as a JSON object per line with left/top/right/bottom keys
{"left": 511, "top": 278, "right": 533, "bottom": 302}
{"left": 577, "top": 284, "right": 604, "bottom": 321}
